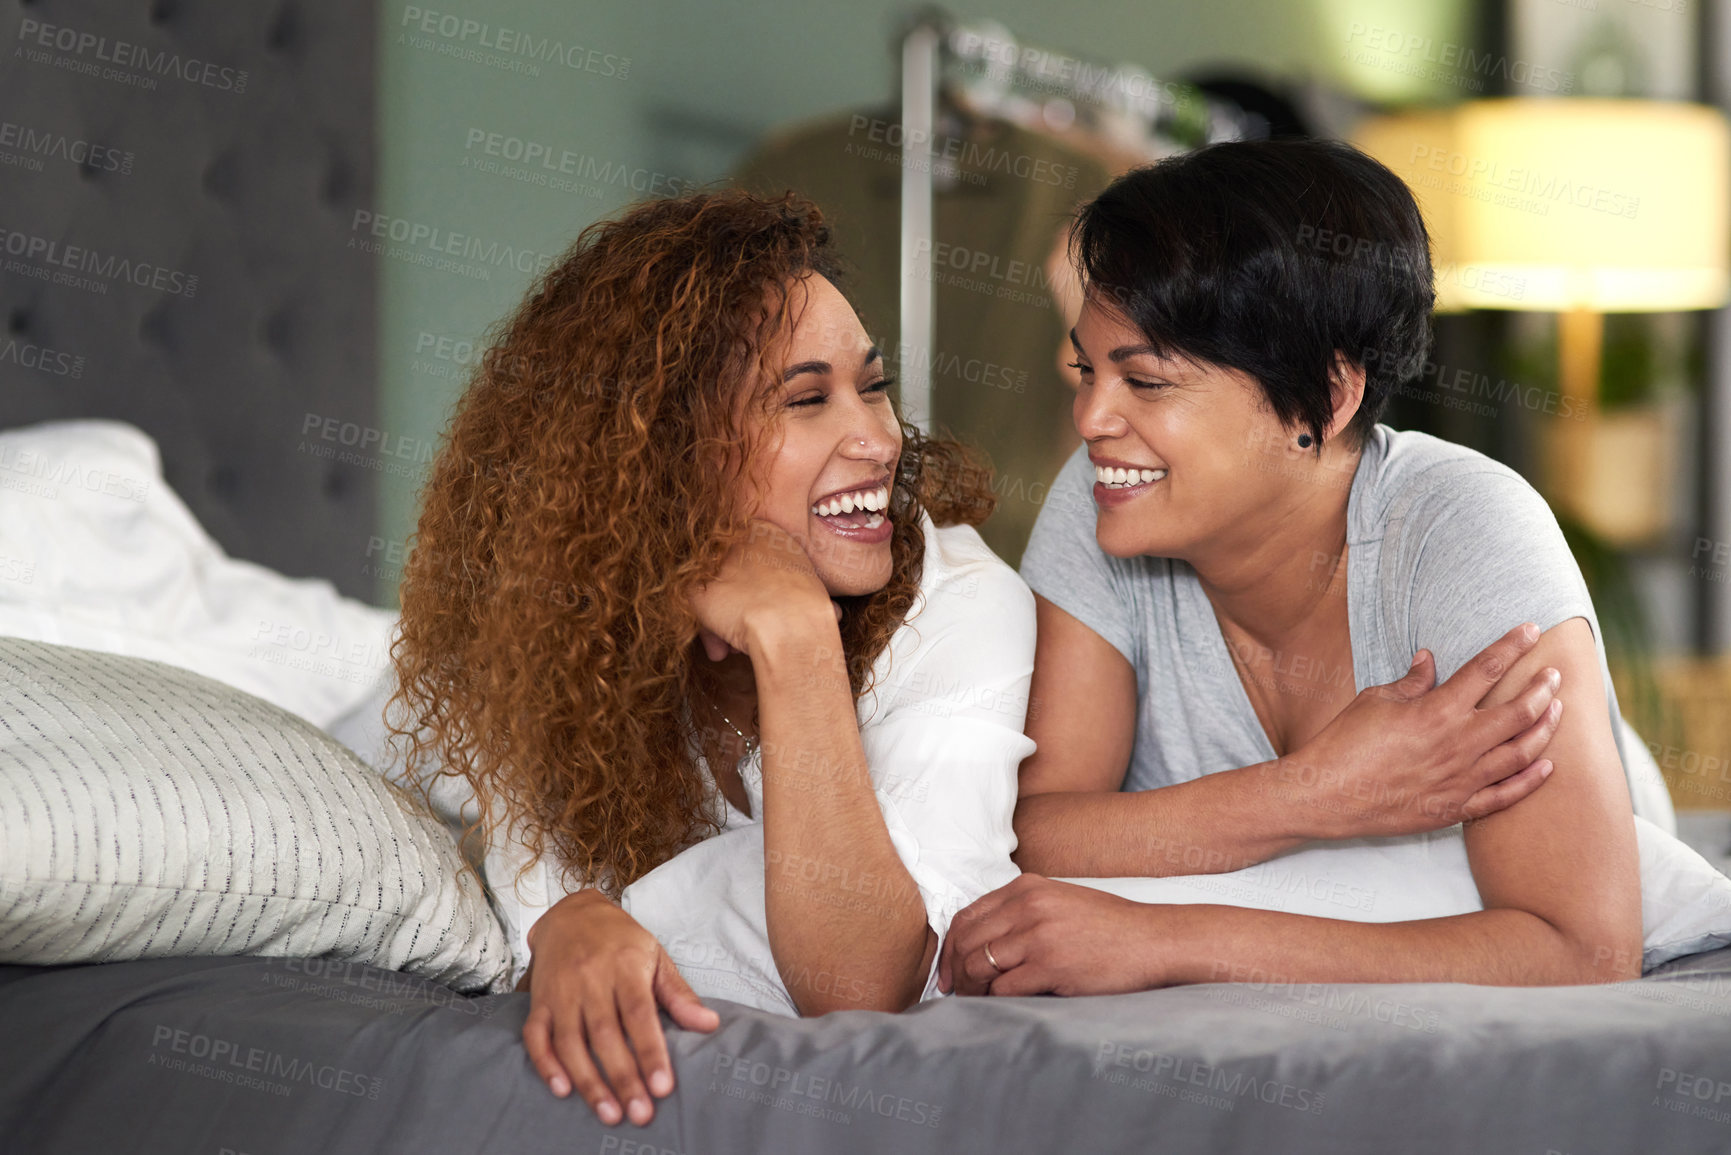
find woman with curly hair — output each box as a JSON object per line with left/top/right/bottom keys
{"left": 385, "top": 189, "right": 1035, "bottom": 1127}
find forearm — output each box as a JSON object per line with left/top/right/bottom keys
{"left": 1157, "top": 902, "right": 1641, "bottom": 987}
{"left": 1012, "top": 759, "right": 1322, "bottom": 877}
{"left": 752, "top": 615, "right": 932, "bottom": 1014}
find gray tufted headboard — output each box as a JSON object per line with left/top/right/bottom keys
{"left": 0, "top": 0, "right": 378, "bottom": 602}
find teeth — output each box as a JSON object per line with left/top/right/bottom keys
{"left": 812, "top": 484, "right": 891, "bottom": 517}
{"left": 863, "top": 512, "right": 883, "bottom": 528}
{"left": 1094, "top": 465, "right": 1168, "bottom": 488}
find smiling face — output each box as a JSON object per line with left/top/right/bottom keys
{"left": 1069, "top": 294, "right": 1331, "bottom": 563}
{"left": 737, "top": 274, "right": 902, "bottom": 597}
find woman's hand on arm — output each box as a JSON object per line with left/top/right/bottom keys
{"left": 1277, "top": 621, "right": 1568, "bottom": 838}
{"left": 1012, "top": 599, "right": 1565, "bottom": 877}
{"left": 955, "top": 618, "right": 1641, "bottom": 993}
{"left": 1155, "top": 618, "right": 1641, "bottom": 988}
{"left": 520, "top": 890, "right": 720, "bottom": 1126}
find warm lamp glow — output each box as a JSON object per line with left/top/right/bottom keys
{"left": 1355, "top": 99, "right": 1731, "bottom": 548}
{"left": 1355, "top": 99, "right": 1731, "bottom": 313}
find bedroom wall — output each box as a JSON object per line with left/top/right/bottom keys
{"left": 369, "top": 0, "right": 1475, "bottom": 603}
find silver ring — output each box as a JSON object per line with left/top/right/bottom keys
{"left": 982, "top": 942, "right": 1002, "bottom": 972}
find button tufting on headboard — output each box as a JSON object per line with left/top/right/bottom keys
{"left": 202, "top": 151, "right": 241, "bottom": 202}
{"left": 261, "top": 305, "right": 296, "bottom": 358}
{"left": 0, "top": 0, "right": 381, "bottom": 602}
{"left": 137, "top": 306, "right": 173, "bottom": 350}
{"left": 206, "top": 464, "right": 238, "bottom": 500}
{"left": 267, "top": 5, "right": 302, "bottom": 55}
{"left": 320, "top": 140, "right": 353, "bottom": 205}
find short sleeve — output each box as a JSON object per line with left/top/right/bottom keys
{"left": 1018, "top": 443, "right": 1139, "bottom": 666}
{"left": 862, "top": 547, "right": 1037, "bottom": 1001}
{"left": 1389, "top": 465, "right": 1599, "bottom": 683}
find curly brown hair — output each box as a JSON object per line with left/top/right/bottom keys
{"left": 387, "top": 189, "right": 997, "bottom": 898}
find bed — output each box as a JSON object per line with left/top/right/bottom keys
{"left": 6, "top": 947, "right": 1731, "bottom": 1155}
{"left": 4, "top": 433, "right": 1729, "bottom": 1155}
{"left": 1, "top": 498, "right": 1729, "bottom": 1155}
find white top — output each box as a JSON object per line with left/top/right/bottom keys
{"left": 484, "top": 508, "right": 1036, "bottom": 1012}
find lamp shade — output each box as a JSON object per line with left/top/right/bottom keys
{"left": 1354, "top": 99, "right": 1731, "bottom": 313}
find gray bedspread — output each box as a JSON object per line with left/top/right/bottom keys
{"left": 5, "top": 950, "right": 1731, "bottom": 1155}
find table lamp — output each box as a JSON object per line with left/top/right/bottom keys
{"left": 1355, "top": 99, "right": 1730, "bottom": 543}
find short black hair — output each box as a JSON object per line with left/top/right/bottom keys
{"left": 1070, "top": 138, "right": 1435, "bottom": 448}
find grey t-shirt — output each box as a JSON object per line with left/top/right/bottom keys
{"left": 1019, "top": 424, "right": 1640, "bottom": 803}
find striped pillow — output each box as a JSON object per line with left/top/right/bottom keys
{"left": 0, "top": 637, "right": 512, "bottom": 993}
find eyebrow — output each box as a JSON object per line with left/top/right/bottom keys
{"left": 782, "top": 345, "right": 882, "bottom": 382}
{"left": 1068, "top": 328, "right": 1165, "bottom": 363}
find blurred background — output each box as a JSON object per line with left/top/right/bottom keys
{"left": 4, "top": 0, "right": 1731, "bottom": 831}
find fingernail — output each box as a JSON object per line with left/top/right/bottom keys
{"left": 598, "top": 1100, "right": 622, "bottom": 1126}
{"left": 1547, "top": 668, "right": 1561, "bottom": 688}
{"left": 1539, "top": 760, "right": 1554, "bottom": 778}
{"left": 1522, "top": 622, "right": 1539, "bottom": 642}
{"left": 629, "top": 1097, "right": 651, "bottom": 1125}
{"left": 1549, "top": 699, "right": 1563, "bottom": 720}
{"left": 550, "top": 1075, "right": 570, "bottom": 1097}
{"left": 650, "top": 1070, "right": 673, "bottom": 1097}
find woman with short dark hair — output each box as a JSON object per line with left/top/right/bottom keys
{"left": 940, "top": 138, "right": 1646, "bottom": 995}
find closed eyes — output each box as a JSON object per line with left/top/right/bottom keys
{"left": 788, "top": 378, "right": 895, "bottom": 408}
{"left": 1068, "top": 362, "right": 1169, "bottom": 391}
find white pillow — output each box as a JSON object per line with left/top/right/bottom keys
{"left": 0, "top": 637, "right": 513, "bottom": 992}
{"left": 1064, "top": 813, "right": 1731, "bottom": 973}
{"left": 0, "top": 419, "right": 398, "bottom": 730}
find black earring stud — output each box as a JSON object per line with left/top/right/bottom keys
{"left": 1297, "top": 434, "right": 1314, "bottom": 449}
